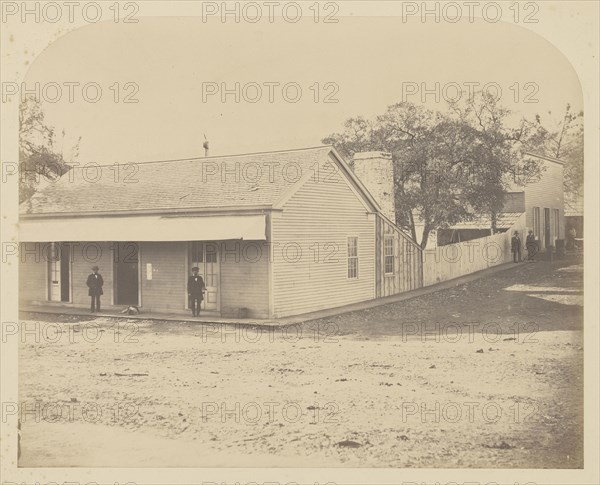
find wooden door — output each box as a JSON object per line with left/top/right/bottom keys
{"left": 48, "top": 243, "right": 61, "bottom": 301}
{"left": 203, "top": 242, "right": 219, "bottom": 311}
{"left": 190, "top": 242, "right": 220, "bottom": 311}
{"left": 114, "top": 242, "right": 139, "bottom": 305}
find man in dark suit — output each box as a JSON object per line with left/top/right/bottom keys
{"left": 511, "top": 231, "right": 522, "bottom": 263}
{"left": 86, "top": 265, "right": 104, "bottom": 313}
{"left": 188, "top": 266, "right": 206, "bottom": 317}
{"left": 526, "top": 229, "right": 537, "bottom": 261}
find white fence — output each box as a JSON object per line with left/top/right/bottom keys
{"left": 423, "top": 213, "right": 526, "bottom": 287}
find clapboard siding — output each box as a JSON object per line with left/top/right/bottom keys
{"left": 19, "top": 241, "right": 114, "bottom": 307}
{"left": 19, "top": 243, "right": 48, "bottom": 303}
{"left": 524, "top": 160, "right": 565, "bottom": 249}
{"left": 139, "top": 242, "right": 187, "bottom": 312}
{"left": 71, "top": 242, "right": 113, "bottom": 306}
{"left": 220, "top": 240, "right": 270, "bottom": 319}
{"left": 271, "top": 166, "right": 376, "bottom": 317}
{"left": 133, "top": 241, "right": 269, "bottom": 316}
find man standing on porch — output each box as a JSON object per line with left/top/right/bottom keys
{"left": 188, "top": 267, "right": 206, "bottom": 317}
{"left": 86, "top": 266, "right": 104, "bottom": 313}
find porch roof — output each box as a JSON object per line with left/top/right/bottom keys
{"left": 444, "top": 212, "right": 525, "bottom": 230}
{"left": 18, "top": 214, "right": 267, "bottom": 242}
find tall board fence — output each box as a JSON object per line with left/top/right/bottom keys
{"left": 422, "top": 213, "right": 526, "bottom": 287}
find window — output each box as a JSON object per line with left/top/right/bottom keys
{"left": 205, "top": 242, "right": 218, "bottom": 263}
{"left": 347, "top": 237, "right": 358, "bottom": 279}
{"left": 533, "top": 207, "right": 541, "bottom": 238}
{"left": 384, "top": 236, "right": 395, "bottom": 275}
{"left": 49, "top": 243, "right": 60, "bottom": 284}
{"left": 190, "top": 241, "right": 204, "bottom": 263}
{"left": 553, "top": 209, "right": 560, "bottom": 240}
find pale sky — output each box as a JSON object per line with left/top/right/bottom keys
{"left": 19, "top": 15, "right": 583, "bottom": 165}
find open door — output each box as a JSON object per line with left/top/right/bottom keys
{"left": 114, "top": 242, "right": 139, "bottom": 305}
{"left": 544, "top": 208, "right": 551, "bottom": 248}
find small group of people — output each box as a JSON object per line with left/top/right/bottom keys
{"left": 511, "top": 230, "right": 538, "bottom": 263}
{"left": 85, "top": 265, "right": 206, "bottom": 316}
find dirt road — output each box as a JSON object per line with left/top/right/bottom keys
{"left": 17, "top": 257, "right": 583, "bottom": 467}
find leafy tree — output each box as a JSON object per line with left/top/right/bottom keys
{"left": 323, "top": 94, "right": 543, "bottom": 248}
{"left": 19, "top": 96, "right": 81, "bottom": 203}
{"left": 448, "top": 91, "right": 545, "bottom": 232}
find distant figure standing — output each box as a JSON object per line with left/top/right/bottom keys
{"left": 86, "top": 266, "right": 104, "bottom": 313}
{"left": 526, "top": 230, "right": 537, "bottom": 261}
{"left": 568, "top": 226, "right": 577, "bottom": 250}
{"left": 187, "top": 266, "right": 206, "bottom": 317}
{"left": 511, "top": 231, "right": 522, "bottom": 263}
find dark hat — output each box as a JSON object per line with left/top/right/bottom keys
{"left": 192, "top": 266, "right": 199, "bottom": 271}
{"left": 92, "top": 265, "right": 99, "bottom": 271}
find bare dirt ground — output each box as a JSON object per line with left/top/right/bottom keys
{"left": 17, "top": 256, "right": 583, "bottom": 468}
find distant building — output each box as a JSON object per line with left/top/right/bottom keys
{"left": 564, "top": 191, "right": 583, "bottom": 238}
{"left": 417, "top": 152, "right": 566, "bottom": 252}
{"left": 505, "top": 152, "right": 565, "bottom": 252}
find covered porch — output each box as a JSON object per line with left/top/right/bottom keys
{"left": 19, "top": 213, "right": 271, "bottom": 319}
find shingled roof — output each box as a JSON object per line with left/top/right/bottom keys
{"left": 20, "top": 146, "right": 353, "bottom": 215}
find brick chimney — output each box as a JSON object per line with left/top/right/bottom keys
{"left": 353, "top": 151, "right": 396, "bottom": 222}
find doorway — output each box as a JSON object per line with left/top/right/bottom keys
{"left": 189, "top": 241, "right": 220, "bottom": 311}
{"left": 544, "top": 208, "right": 551, "bottom": 248}
{"left": 47, "top": 242, "right": 70, "bottom": 302}
{"left": 114, "top": 242, "right": 139, "bottom": 305}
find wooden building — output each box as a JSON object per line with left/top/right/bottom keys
{"left": 504, "top": 152, "right": 566, "bottom": 252}
{"left": 416, "top": 152, "right": 566, "bottom": 253}
{"left": 19, "top": 146, "right": 423, "bottom": 319}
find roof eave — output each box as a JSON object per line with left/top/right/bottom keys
{"left": 328, "top": 146, "right": 381, "bottom": 212}
{"left": 523, "top": 151, "right": 566, "bottom": 166}
{"left": 19, "top": 205, "right": 277, "bottom": 220}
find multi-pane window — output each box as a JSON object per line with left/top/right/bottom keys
{"left": 384, "top": 236, "right": 395, "bottom": 275}
{"left": 347, "top": 237, "right": 358, "bottom": 279}
{"left": 205, "top": 242, "right": 218, "bottom": 263}
{"left": 205, "top": 243, "right": 218, "bottom": 286}
{"left": 49, "top": 242, "right": 60, "bottom": 283}
{"left": 190, "top": 242, "right": 218, "bottom": 287}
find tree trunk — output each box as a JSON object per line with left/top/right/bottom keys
{"left": 408, "top": 210, "right": 417, "bottom": 242}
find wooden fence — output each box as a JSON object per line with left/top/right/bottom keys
{"left": 423, "top": 213, "right": 526, "bottom": 287}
